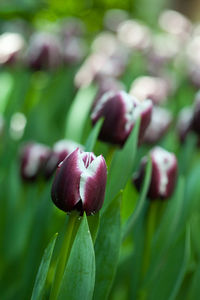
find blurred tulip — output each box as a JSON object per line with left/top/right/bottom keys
{"left": 117, "top": 20, "right": 152, "bottom": 51}
{"left": 191, "top": 91, "right": 200, "bottom": 134}
{"left": 177, "top": 106, "right": 193, "bottom": 142}
{"left": 26, "top": 32, "right": 62, "bottom": 70}
{"left": 159, "top": 10, "right": 192, "bottom": 42}
{"left": 51, "top": 148, "right": 107, "bottom": 215}
{"left": 63, "top": 37, "right": 87, "bottom": 65}
{"left": 45, "top": 140, "right": 84, "bottom": 179}
{"left": 0, "top": 32, "right": 25, "bottom": 66}
{"left": 92, "top": 76, "right": 125, "bottom": 110}
{"left": 134, "top": 147, "right": 177, "bottom": 200}
{"left": 143, "top": 106, "right": 172, "bottom": 144}
{"left": 129, "top": 76, "right": 170, "bottom": 105}
{"left": 103, "top": 9, "right": 129, "bottom": 32}
{"left": 60, "top": 17, "right": 86, "bottom": 39}
{"left": 20, "top": 143, "right": 51, "bottom": 181}
{"left": 91, "top": 90, "right": 152, "bottom": 146}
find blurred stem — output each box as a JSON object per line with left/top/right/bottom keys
{"left": 106, "top": 145, "right": 116, "bottom": 170}
{"left": 142, "top": 200, "right": 159, "bottom": 278}
{"left": 50, "top": 211, "right": 79, "bottom": 300}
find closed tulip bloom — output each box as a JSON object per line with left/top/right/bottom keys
{"left": 51, "top": 148, "right": 107, "bottom": 215}
{"left": 129, "top": 76, "right": 170, "bottom": 105}
{"left": 45, "top": 140, "right": 83, "bottom": 178}
{"left": 134, "top": 147, "right": 177, "bottom": 200}
{"left": 191, "top": 91, "right": 200, "bottom": 135}
{"left": 177, "top": 107, "right": 193, "bottom": 142}
{"left": 26, "top": 32, "right": 62, "bottom": 70}
{"left": 143, "top": 106, "right": 172, "bottom": 144}
{"left": 20, "top": 143, "right": 51, "bottom": 181}
{"left": 91, "top": 90, "right": 152, "bottom": 146}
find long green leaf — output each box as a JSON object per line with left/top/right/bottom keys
{"left": 104, "top": 118, "right": 140, "bottom": 210}
{"left": 84, "top": 118, "right": 104, "bottom": 152}
{"left": 122, "top": 156, "right": 152, "bottom": 239}
{"left": 65, "top": 85, "right": 97, "bottom": 142}
{"left": 31, "top": 233, "right": 58, "bottom": 300}
{"left": 58, "top": 214, "right": 95, "bottom": 300}
{"left": 93, "top": 191, "right": 122, "bottom": 300}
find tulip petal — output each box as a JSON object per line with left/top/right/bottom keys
{"left": 51, "top": 148, "right": 82, "bottom": 212}
{"left": 79, "top": 155, "right": 107, "bottom": 214}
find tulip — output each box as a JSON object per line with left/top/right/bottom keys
{"left": 177, "top": 106, "right": 193, "bottom": 142}
{"left": 129, "top": 76, "right": 170, "bottom": 105}
{"left": 134, "top": 147, "right": 177, "bottom": 200}
{"left": 91, "top": 90, "right": 152, "bottom": 146}
{"left": 45, "top": 140, "right": 83, "bottom": 179}
{"left": 51, "top": 148, "right": 107, "bottom": 215}
{"left": 26, "top": 32, "right": 62, "bottom": 71}
{"left": 143, "top": 106, "right": 172, "bottom": 144}
{"left": 103, "top": 9, "right": 129, "bottom": 32}
{"left": 92, "top": 76, "right": 124, "bottom": 110}
{"left": 191, "top": 91, "right": 200, "bottom": 135}
{"left": 20, "top": 143, "right": 51, "bottom": 181}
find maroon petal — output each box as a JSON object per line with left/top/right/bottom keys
{"left": 79, "top": 155, "right": 107, "bottom": 215}
{"left": 51, "top": 148, "right": 82, "bottom": 212}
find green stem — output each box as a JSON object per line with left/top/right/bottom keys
{"left": 50, "top": 211, "right": 78, "bottom": 300}
{"left": 142, "top": 200, "right": 159, "bottom": 278}
{"left": 106, "top": 145, "right": 116, "bottom": 170}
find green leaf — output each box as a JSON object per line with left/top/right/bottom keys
{"left": 65, "top": 85, "right": 97, "bottom": 143}
{"left": 122, "top": 156, "right": 152, "bottom": 239}
{"left": 58, "top": 214, "right": 95, "bottom": 300}
{"left": 84, "top": 118, "right": 104, "bottom": 152}
{"left": 87, "top": 212, "right": 100, "bottom": 243}
{"left": 141, "top": 227, "right": 190, "bottom": 300}
{"left": 150, "top": 177, "right": 185, "bottom": 265}
{"left": 31, "top": 233, "right": 58, "bottom": 300}
{"left": 188, "top": 259, "right": 200, "bottom": 300}
{"left": 93, "top": 191, "right": 122, "bottom": 300}
{"left": 104, "top": 118, "right": 140, "bottom": 210}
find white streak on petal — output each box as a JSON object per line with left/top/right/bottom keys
{"left": 79, "top": 156, "right": 102, "bottom": 203}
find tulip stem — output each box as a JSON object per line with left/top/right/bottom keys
{"left": 142, "top": 200, "right": 159, "bottom": 278}
{"left": 50, "top": 211, "right": 79, "bottom": 300}
{"left": 106, "top": 145, "right": 116, "bottom": 170}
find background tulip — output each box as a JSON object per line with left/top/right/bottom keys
{"left": 45, "top": 140, "right": 83, "bottom": 179}
{"left": 20, "top": 142, "right": 51, "bottom": 181}
{"left": 134, "top": 146, "right": 177, "bottom": 199}
{"left": 51, "top": 148, "right": 107, "bottom": 215}
{"left": 91, "top": 90, "right": 152, "bottom": 146}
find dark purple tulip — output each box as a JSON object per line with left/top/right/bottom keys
{"left": 143, "top": 106, "right": 172, "bottom": 144}
{"left": 26, "top": 33, "right": 62, "bottom": 71}
{"left": 20, "top": 143, "right": 51, "bottom": 181}
{"left": 51, "top": 148, "right": 107, "bottom": 215}
{"left": 91, "top": 90, "right": 152, "bottom": 146}
{"left": 45, "top": 140, "right": 84, "bottom": 179}
{"left": 134, "top": 147, "right": 177, "bottom": 200}
{"left": 191, "top": 91, "right": 200, "bottom": 135}
{"left": 92, "top": 76, "right": 125, "bottom": 110}
{"left": 177, "top": 106, "right": 193, "bottom": 142}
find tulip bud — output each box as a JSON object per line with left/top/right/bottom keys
{"left": 177, "top": 107, "right": 193, "bottom": 143}
{"left": 26, "top": 33, "right": 62, "bottom": 71}
{"left": 63, "top": 37, "right": 86, "bottom": 65}
{"left": 51, "top": 148, "right": 107, "bottom": 215}
{"left": 134, "top": 147, "right": 177, "bottom": 200}
{"left": 92, "top": 76, "right": 124, "bottom": 110}
{"left": 191, "top": 91, "right": 200, "bottom": 135}
{"left": 129, "top": 76, "right": 170, "bottom": 105}
{"left": 45, "top": 140, "right": 84, "bottom": 179}
{"left": 143, "top": 106, "right": 172, "bottom": 144}
{"left": 91, "top": 90, "right": 152, "bottom": 146}
{"left": 20, "top": 143, "right": 51, "bottom": 181}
